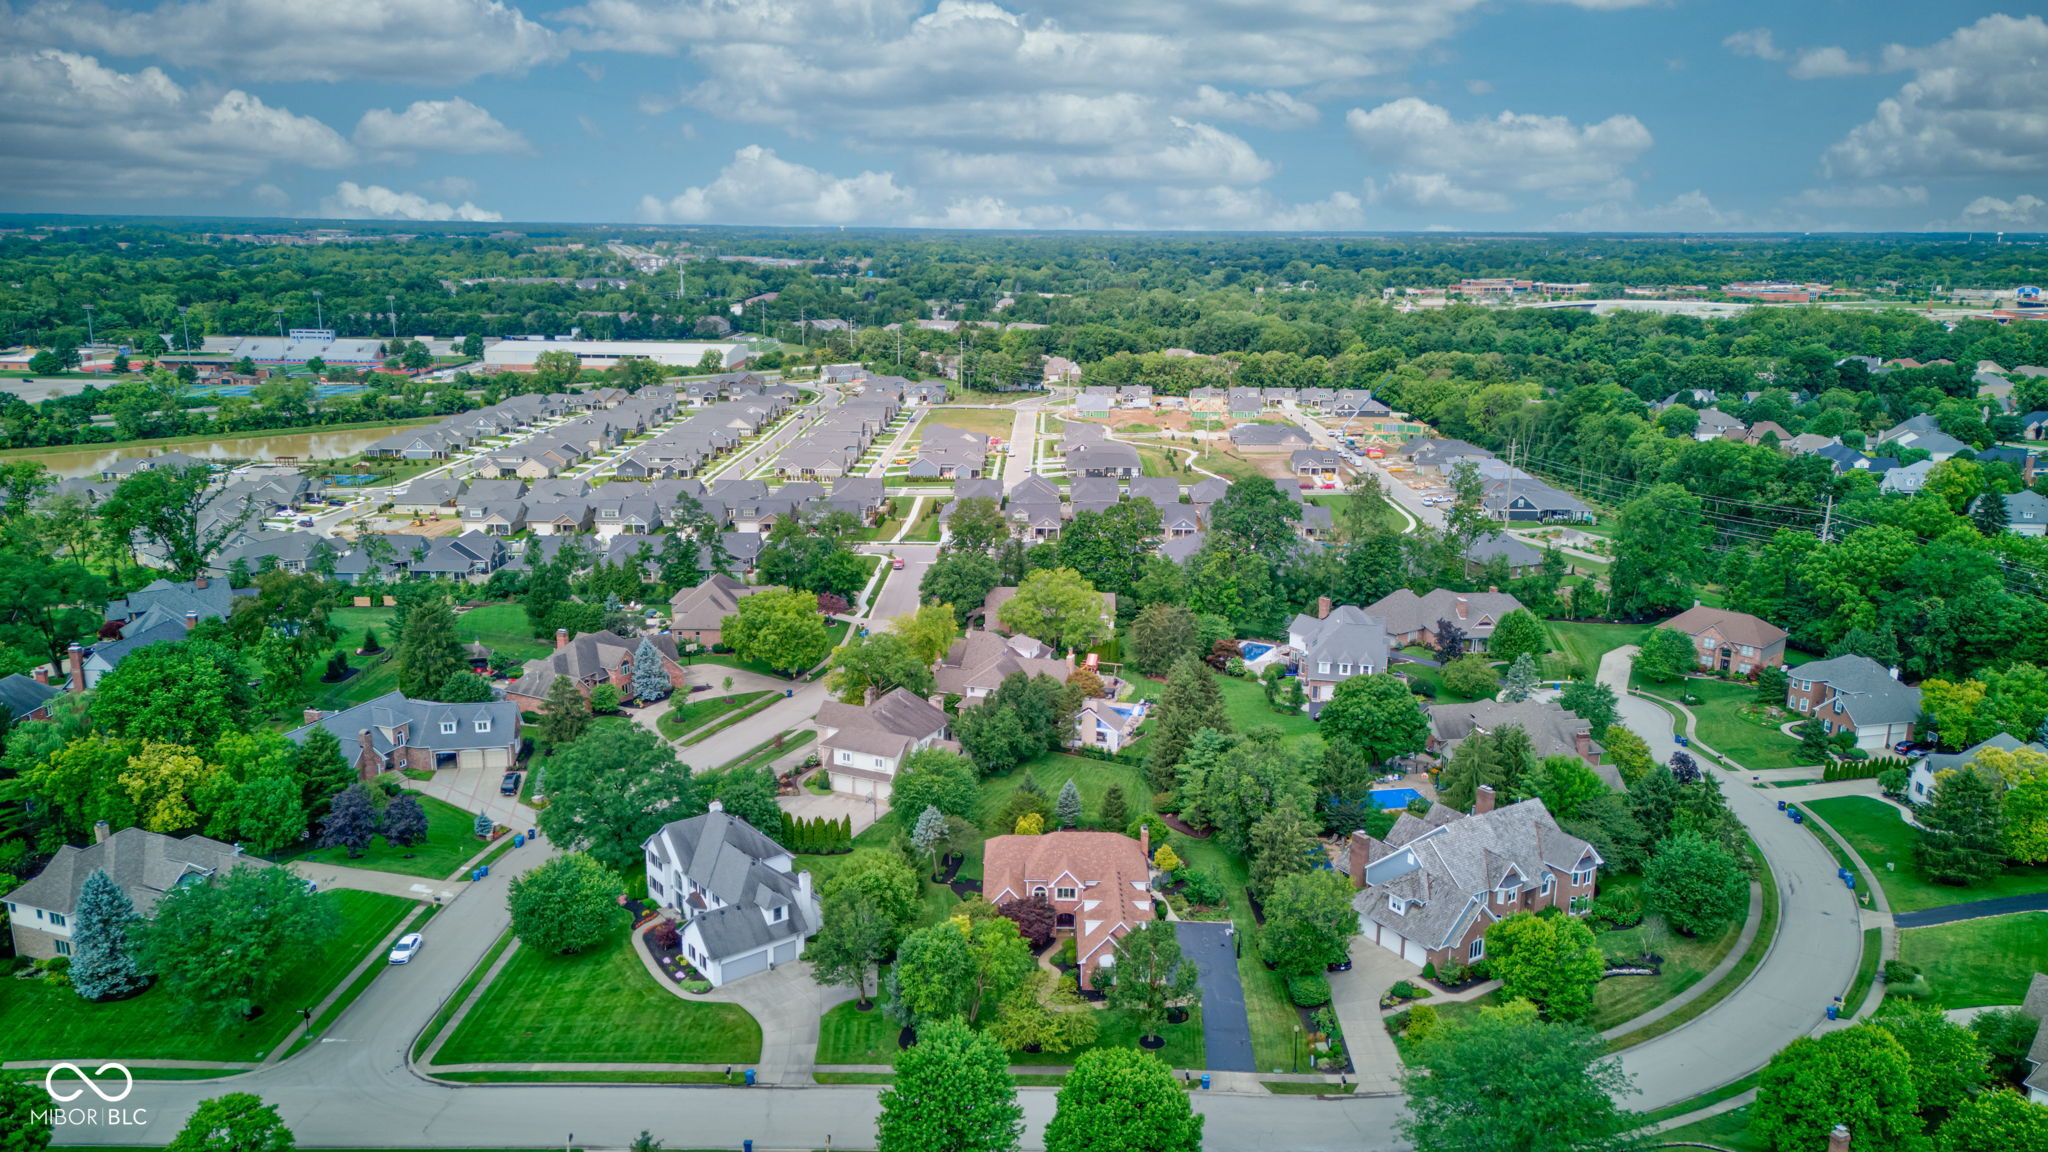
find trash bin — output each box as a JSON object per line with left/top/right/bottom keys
{"left": 528, "top": 828, "right": 537, "bottom": 839}
{"left": 1792, "top": 810, "right": 1804, "bottom": 824}
{"left": 784, "top": 689, "right": 793, "bottom": 698}
{"left": 744, "top": 1142, "right": 753, "bottom": 1152}
{"left": 514, "top": 834, "right": 525, "bottom": 848}
{"left": 744, "top": 1069, "right": 756, "bottom": 1086}
{"left": 1838, "top": 867, "right": 1850, "bottom": 883}
{"left": 1826, "top": 1003, "right": 1839, "bottom": 1021}
{"left": 1777, "top": 800, "right": 1787, "bottom": 811}
{"left": 1201, "top": 1074, "right": 1211, "bottom": 1090}
{"left": 1844, "top": 873, "right": 1856, "bottom": 890}
{"left": 471, "top": 868, "right": 484, "bottom": 882}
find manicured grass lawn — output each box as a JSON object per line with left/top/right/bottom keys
{"left": 1127, "top": 672, "right": 1319, "bottom": 739}
{"left": 1587, "top": 888, "right": 1745, "bottom": 1031}
{"left": 0, "top": 890, "right": 412, "bottom": 1063}
{"left": 299, "top": 601, "right": 556, "bottom": 716}
{"left": 716, "top": 729, "right": 815, "bottom": 774}
{"left": 695, "top": 620, "right": 852, "bottom": 679}
{"left": 1896, "top": 913, "right": 2048, "bottom": 1007}
{"left": 1805, "top": 795, "right": 2048, "bottom": 912}
{"left": 1658, "top": 1106, "right": 1765, "bottom": 1152}
{"left": 924, "top": 406, "right": 1018, "bottom": 441}
{"left": 1307, "top": 491, "right": 1398, "bottom": 531}
{"left": 434, "top": 929, "right": 761, "bottom": 1064}
{"left": 1545, "top": 621, "right": 1651, "bottom": 680}
{"left": 1397, "top": 663, "right": 1491, "bottom": 705}
{"left": 1191, "top": 451, "right": 1266, "bottom": 483}
{"left": 904, "top": 497, "right": 944, "bottom": 541}
{"left": 450, "top": 602, "right": 559, "bottom": 661}
{"left": 817, "top": 998, "right": 902, "bottom": 1064}
{"left": 1176, "top": 834, "right": 1304, "bottom": 1073}
{"left": 972, "top": 753, "right": 1155, "bottom": 840}
{"left": 271, "top": 790, "right": 484, "bottom": 879}
{"left": 656, "top": 690, "right": 773, "bottom": 740}
{"left": 1669, "top": 678, "right": 1805, "bottom": 771}
{"left": 815, "top": 988, "right": 1205, "bottom": 1069}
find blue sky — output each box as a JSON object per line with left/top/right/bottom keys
{"left": 0, "top": 0, "right": 2041, "bottom": 231}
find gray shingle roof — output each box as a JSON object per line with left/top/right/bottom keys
{"left": 645, "top": 808, "right": 814, "bottom": 961}
{"left": 1793, "top": 655, "right": 1921, "bottom": 726}
{"left": 287, "top": 691, "right": 516, "bottom": 756}
{"left": 3, "top": 828, "right": 265, "bottom": 918}
{"left": 1352, "top": 797, "right": 1598, "bottom": 950}
{"left": 0, "top": 673, "right": 59, "bottom": 720}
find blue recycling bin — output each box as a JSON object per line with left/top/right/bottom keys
{"left": 1777, "top": 800, "right": 1787, "bottom": 811}
{"left": 744, "top": 1068, "right": 756, "bottom": 1086}
{"left": 1201, "top": 1073, "right": 1211, "bottom": 1090}
{"left": 1838, "top": 867, "right": 1850, "bottom": 883}
{"left": 744, "top": 1142, "right": 753, "bottom": 1152}
{"left": 471, "top": 868, "right": 484, "bottom": 881}
{"left": 1826, "top": 1003, "right": 1839, "bottom": 1021}
{"left": 1845, "top": 873, "right": 1856, "bottom": 890}
{"left": 785, "top": 689, "right": 793, "bottom": 698}
{"left": 1792, "top": 809, "right": 1805, "bottom": 824}
{"left": 514, "top": 834, "right": 525, "bottom": 848}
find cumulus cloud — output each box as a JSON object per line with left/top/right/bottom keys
{"left": 4, "top": 0, "right": 564, "bottom": 83}
{"left": 319, "top": 180, "right": 504, "bottom": 221}
{"left": 1784, "top": 184, "right": 1928, "bottom": 209}
{"left": 1824, "top": 14, "right": 2048, "bottom": 179}
{"left": 354, "top": 98, "right": 531, "bottom": 158}
{"left": 1789, "top": 46, "right": 1870, "bottom": 79}
{"left": 1550, "top": 190, "right": 1755, "bottom": 231}
{"left": 0, "top": 48, "right": 352, "bottom": 198}
{"left": 1149, "top": 186, "right": 1366, "bottom": 230}
{"left": 1347, "top": 97, "right": 1652, "bottom": 209}
{"left": 1723, "top": 28, "right": 1783, "bottom": 60}
{"left": 1179, "top": 85, "right": 1318, "bottom": 128}
{"left": 639, "top": 145, "right": 915, "bottom": 225}
{"left": 1954, "top": 193, "right": 2048, "bottom": 228}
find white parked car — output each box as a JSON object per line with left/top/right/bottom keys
{"left": 387, "top": 933, "right": 425, "bottom": 965}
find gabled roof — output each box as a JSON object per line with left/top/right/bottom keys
{"left": 1352, "top": 797, "right": 1599, "bottom": 951}
{"left": 816, "top": 687, "right": 948, "bottom": 762}
{"left": 0, "top": 673, "right": 60, "bottom": 720}
{"left": 1794, "top": 654, "right": 1921, "bottom": 727}
{"left": 3, "top": 828, "right": 263, "bottom": 918}
{"left": 1363, "top": 588, "right": 1525, "bottom": 639}
{"left": 644, "top": 807, "right": 814, "bottom": 960}
{"left": 286, "top": 690, "right": 516, "bottom": 755}
{"left": 1659, "top": 605, "right": 1787, "bottom": 649}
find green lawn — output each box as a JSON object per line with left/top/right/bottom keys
{"left": 1545, "top": 621, "right": 1651, "bottom": 680}
{"left": 300, "top": 601, "right": 557, "bottom": 716}
{"left": 0, "top": 889, "right": 413, "bottom": 1063}
{"left": 1127, "top": 672, "right": 1319, "bottom": 739}
{"left": 1896, "top": 914, "right": 2048, "bottom": 1008}
{"left": 656, "top": 690, "right": 773, "bottom": 740}
{"left": 1657, "top": 1106, "right": 1765, "bottom": 1152}
{"left": 434, "top": 929, "right": 761, "bottom": 1064}
{"left": 271, "top": 790, "right": 485, "bottom": 879}
{"left": 695, "top": 620, "right": 852, "bottom": 679}
{"left": 716, "top": 729, "right": 816, "bottom": 774}
{"left": 923, "top": 406, "right": 1018, "bottom": 441}
{"left": 1586, "top": 876, "right": 1746, "bottom": 1031}
{"left": 1397, "top": 663, "right": 1492, "bottom": 705}
{"left": 1191, "top": 451, "right": 1265, "bottom": 483}
{"left": 817, "top": 998, "right": 903, "bottom": 1064}
{"left": 1669, "top": 678, "right": 1805, "bottom": 771}
{"left": 1805, "top": 795, "right": 2048, "bottom": 913}
{"left": 904, "top": 497, "right": 945, "bottom": 541}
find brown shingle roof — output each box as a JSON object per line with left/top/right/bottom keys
{"left": 1658, "top": 605, "right": 1788, "bottom": 649}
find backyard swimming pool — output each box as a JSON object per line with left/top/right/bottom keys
{"left": 1238, "top": 642, "right": 1275, "bottom": 661}
{"left": 1370, "top": 788, "right": 1423, "bottom": 809}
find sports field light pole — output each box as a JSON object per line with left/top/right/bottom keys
{"left": 387, "top": 295, "right": 398, "bottom": 342}
{"left": 274, "top": 307, "right": 285, "bottom": 338}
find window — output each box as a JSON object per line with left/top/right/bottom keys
{"left": 1055, "top": 886, "right": 1077, "bottom": 900}
{"left": 1468, "top": 938, "right": 1485, "bottom": 961}
{"left": 47, "top": 912, "right": 66, "bottom": 927}
{"left": 53, "top": 940, "right": 70, "bottom": 956}
{"left": 1571, "top": 868, "right": 1592, "bottom": 886}
{"left": 773, "top": 906, "right": 785, "bottom": 922}
{"left": 441, "top": 721, "right": 458, "bottom": 734}
{"left": 1494, "top": 886, "right": 1516, "bottom": 903}
{"left": 1034, "top": 886, "right": 1047, "bottom": 898}
{"left": 1541, "top": 874, "right": 1554, "bottom": 897}
{"left": 1317, "top": 661, "right": 1332, "bottom": 675}
{"left": 475, "top": 719, "right": 491, "bottom": 733}
{"left": 1338, "top": 663, "right": 1352, "bottom": 676}
{"left": 1388, "top": 895, "right": 1405, "bottom": 914}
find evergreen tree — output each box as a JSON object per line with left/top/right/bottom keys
{"left": 1144, "top": 654, "right": 1227, "bottom": 791}
{"left": 69, "top": 868, "right": 146, "bottom": 1002}
{"left": 1055, "top": 778, "right": 1082, "bottom": 828}
{"left": 290, "top": 725, "right": 355, "bottom": 821}
{"left": 538, "top": 674, "right": 591, "bottom": 746}
{"left": 1972, "top": 492, "right": 2011, "bottom": 537}
{"left": 1101, "top": 784, "right": 1128, "bottom": 829}
{"left": 380, "top": 793, "right": 429, "bottom": 851}
{"left": 911, "top": 805, "right": 949, "bottom": 878}
{"left": 394, "top": 594, "right": 464, "bottom": 698}
{"left": 631, "top": 637, "right": 671, "bottom": 703}
{"left": 1500, "top": 653, "right": 1540, "bottom": 703}
{"left": 1918, "top": 767, "right": 2008, "bottom": 885}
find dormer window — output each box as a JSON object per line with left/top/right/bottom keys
{"left": 441, "top": 721, "right": 457, "bottom": 734}
{"left": 773, "top": 906, "right": 785, "bottom": 922}
{"left": 1495, "top": 885, "right": 1517, "bottom": 903}
{"left": 1055, "top": 886, "right": 1077, "bottom": 900}
{"left": 475, "top": 719, "right": 491, "bottom": 733}
{"left": 1388, "top": 894, "right": 1405, "bottom": 914}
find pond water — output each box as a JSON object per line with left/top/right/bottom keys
{"left": 16, "top": 424, "right": 430, "bottom": 478}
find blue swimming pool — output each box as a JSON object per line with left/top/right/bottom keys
{"left": 1370, "top": 788, "right": 1422, "bottom": 809}
{"left": 1238, "top": 642, "right": 1275, "bottom": 660}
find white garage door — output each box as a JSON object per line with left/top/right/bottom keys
{"left": 1403, "top": 936, "right": 1427, "bottom": 966}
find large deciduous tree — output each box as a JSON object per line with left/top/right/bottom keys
{"left": 1644, "top": 830, "right": 1748, "bottom": 937}
{"left": 1102, "top": 921, "right": 1198, "bottom": 1043}
{"left": 1318, "top": 673, "right": 1430, "bottom": 766}
{"left": 804, "top": 889, "right": 897, "bottom": 1006}
{"left": 1258, "top": 869, "right": 1359, "bottom": 976}
{"left": 1483, "top": 912, "right": 1606, "bottom": 1023}
{"left": 1399, "top": 1003, "right": 1641, "bottom": 1152}
{"left": 1631, "top": 626, "right": 1699, "bottom": 683}
{"left": 100, "top": 463, "right": 258, "bottom": 577}
{"left": 318, "top": 782, "right": 379, "bottom": 858}
{"left": 1751, "top": 1026, "right": 1923, "bottom": 1152}
{"left": 721, "top": 588, "right": 832, "bottom": 676}
{"left": 1609, "top": 483, "right": 1712, "bottom": 618}
{"left": 165, "top": 1093, "right": 297, "bottom": 1152}
{"left": 1044, "top": 1048, "right": 1203, "bottom": 1152}
{"left": 537, "top": 724, "right": 700, "bottom": 873}
{"left": 996, "top": 567, "right": 1108, "bottom": 654}
{"left": 141, "top": 865, "right": 337, "bottom": 1022}
{"left": 827, "top": 631, "right": 934, "bottom": 704}
{"left": 92, "top": 639, "right": 251, "bottom": 748}
{"left": 876, "top": 1017, "right": 1021, "bottom": 1152}
{"left": 507, "top": 852, "right": 625, "bottom": 955}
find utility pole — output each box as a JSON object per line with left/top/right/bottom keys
{"left": 1820, "top": 494, "right": 1834, "bottom": 544}
{"left": 178, "top": 305, "right": 191, "bottom": 353}
{"left": 387, "top": 294, "right": 398, "bottom": 342}
{"left": 82, "top": 303, "right": 94, "bottom": 348}
{"left": 312, "top": 290, "right": 323, "bottom": 330}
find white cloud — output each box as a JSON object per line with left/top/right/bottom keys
{"left": 1150, "top": 186, "right": 1366, "bottom": 230}
{"left": 1955, "top": 194, "right": 2048, "bottom": 228}
{"left": 319, "top": 181, "right": 504, "bottom": 221}
{"left": 354, "top": 98, "right": 531, "bottom": 158}
{"left": 5, "top": 0, "right": 564, "bottom": 83}
{"left": 1550, "top": 190, "right": 1754, "bottom": 231}
{"left": 908, "top": 196, "right": 1099, "bottom": 230}
{"left": 0, "top": 48, "right": 352, "bottom": 198}
{"left": 1528, "top": 0, "right": 1662, "bottom": 8}
{"left": 250, "top": 183, "right": 289, "bottom": 210}
{"left": 1824, "top": 14, "right": 2048, "bottom": 179}
{"left": 1347, "top": 97, "right": 1652, "bottom": 209}
{"left": 1179, "top": 86, "right": 1318, "bottom": 128}
{"left": 1784, "top": 184, "right": 1927, "bottom": 209}
{"left": 419, "top": 176, "right": 483, "bottom": 202}
{"left": 1064, "top": 119, "right": 1272, "bottom": 186}
{"left": 1723, "top": 28, "right": 1783, "bottom": 61}
{"left": 639, "top": 145, "right": 915, "bottom": 225}
{"left": 1788, "top": 46, "right": 1870, "bottom": 79}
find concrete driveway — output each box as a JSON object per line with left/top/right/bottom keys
{"left": 1178, "top": 922, "right": 1255, "bottom": 1072}
{"left": 781, "top": 789, "right": 887, "bottom": 837}
{"left": 406, "top": 764, "right": 538, "bottom": 833}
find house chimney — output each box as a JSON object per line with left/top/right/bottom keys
{"left": 67, "top": 642, "right": 84, "bottom": 694}
{"left": 93, "top": 820, "right": 111, "bottom": 845}
{"left": 1455, "top": 595, "right": 1469, "bottom": 620}
{"left": 1889, "top": 666, "right": 1900, "bottom": 681}
{"left": 193, "top": 575, "right": 209, "bottom": 590}
{"left": 1348, "top": 831, "right": 1370, "bottom": 889}
{"left": 708, "top": 798, "right": 725, "bottom": 815}
{"left": 1317, "top": 596, "right": 1332, "bottom": 619}
{"left": 1827, "top": 1125, "right": 1850, "bottom": 1152}
{"left": 31, "top": 666, "right": 48, "bottom": 685}
{"left": 928, "top": 694, "right": 945, "bottom": 712}
{"left": 555, "top": 627, "right": 571, "bottom": 650}
{"left": 1475, "top": 785, "right": 1497, "bottom": 814}
{"left": 1693, "top": 598, "right": 1702, "bottom": 609}
{"left": 357, "top": 729, "right": 375, "bottom": 781}
{"left": 1140, "top": 822, "right": 1151, "bottom": 867}
{"left": 1487, "top": 585, "right": 1499, "bottom": 595}
{"left": 184, "top": 610, "right": 200, "bottom": 630}
{"left": 303, "top": 708, "right": 326, "bottom": 725}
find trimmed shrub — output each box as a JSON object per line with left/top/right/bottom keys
{"left": 1590, "top": 887, "right": 1645, "bottom": 930}
{"left": 1287, "top": 973, "right": 1332, "bottom": 1007}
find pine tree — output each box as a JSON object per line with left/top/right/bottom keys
{"left": 69, "top": 869, "right": 146, "bottom": 1002}
{"left": 1101, "top": 784, "right": 1128, "bottom": 829}
{"left": 395, "top": 594, "right": 464, "bottom": 698}
{"left": 538, "top": 674, "right": 591, "bottom": 747}
{"left": 1500, "top": 653, "right": 1540, "bottom": 703}
{"left": 1056, "top": 778, "right": 1083, "bottom": 828}
{"left": 912, "top": 805, "right": 949, "bottom": 878}
{"left": 1145, "top": 654, "right": 1228, "bottom": 791}
{"left": 1917, "top": 767, "right": 2007, "bottom": 884}
{"left": 291, "top": 725, "right": 356, "bottom": 822}
{"left": 361, "top": 628, "right": 381, "bottom": 653}
{"left": 473, "top": 813, "right": 495, "bottom": 838}
{"left": 631, "top": 637, "right": 671, "bottom": 703}
{"left": 1972, "top": 492, "right": 2011, "bottom": 537}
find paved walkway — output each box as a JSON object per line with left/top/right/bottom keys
{"left": 287, "top": 859, "right": 464, "bottom": 901}
{"left": 1326, "top": 947, "right": 1415, "bottom": 1096}
{"left": 1178, "top": 922, "right": 1255, "bottom": 1072}
{"left": 1895, "top": 892, "right": 2048, "bottom": 927}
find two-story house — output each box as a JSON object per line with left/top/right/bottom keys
{"left": 1785, "top": 654, "right": 1921, "bottom": 752}
{"left": 1287, "top": 598, "right": 1392, "bottom": 712}
{"left": 668, "top": 574, "right": 787, "bottom": 647}
{"left": 1343, "top": 791, "right": 1600, "bottom": 970}
{"left": 288, "top": 691, "right": 520, "bottom": 780}
{"left": 502, "top": 630, "right": 691, "bottom": 712}
{"left": 642, "top": 803, "right": 820, "bottom": 986}
{"left": 3, "top": 824, "right": 270, "bottom": 960}
{"left": 1364, "top": 588, "right": 1525, "bottom": 653}
{"left": 1658, "top": 605, "right": 1788, "bottom": 676}
{"left": 814, "top": 688, "right": 952, "bottom": 802}
{"left": 983, "top": 829, "right": 1155, "bottom": 990}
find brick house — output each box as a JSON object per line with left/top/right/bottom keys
{"left": 668, "top": 574, "right": 786, "bottom": 647}
{"left": 503, "top": 630, "right": 692, "bottom": 712}
{"left": 983, "top": 829, "right": 1156, "bottom": 990}
{"left": 1363, "top": 588, "right": 1525, "bottom": 653}
{"left": 1658, "top": 605, "right": 1788, "bottom": 675}
{"left": 3, "top": 824, "right": 270, "bottom": 960}
{"left": 1785, "top": 654, "right": 1921, "bottom": 752}
{"left": 288, "top": 691, "right": 521, "bottom": 780}
{"left": 1343, "top": 790, "right": 1600, "bottom": 971}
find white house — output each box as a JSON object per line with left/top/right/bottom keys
{"left": 1071, "top": 698, "right": 1146, "bottom": 754}
{"left": 812, "top": 688, "right": 952, "bottom": 802}
{"left": 642, "top": 803, "right": 820, "bottom": 987}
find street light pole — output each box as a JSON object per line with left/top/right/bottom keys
{"left": 387, "top": 294, "right": 398, "bottom": 343}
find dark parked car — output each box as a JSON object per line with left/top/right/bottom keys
{"left": 1893, "top": 740, "right": 1934, "bottom": 756}
{"left": 1326, "top": 955, "right": 1353, "bottom": 973}
{"left": 499, "top": 771, "right": 522, "bottom": 796}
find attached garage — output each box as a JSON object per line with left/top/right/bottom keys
{"left": 721, "top": 948, "right": 770, "bottom": 983}
{"left": 771, "top": 940, "right": 800, "bottom": 964}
